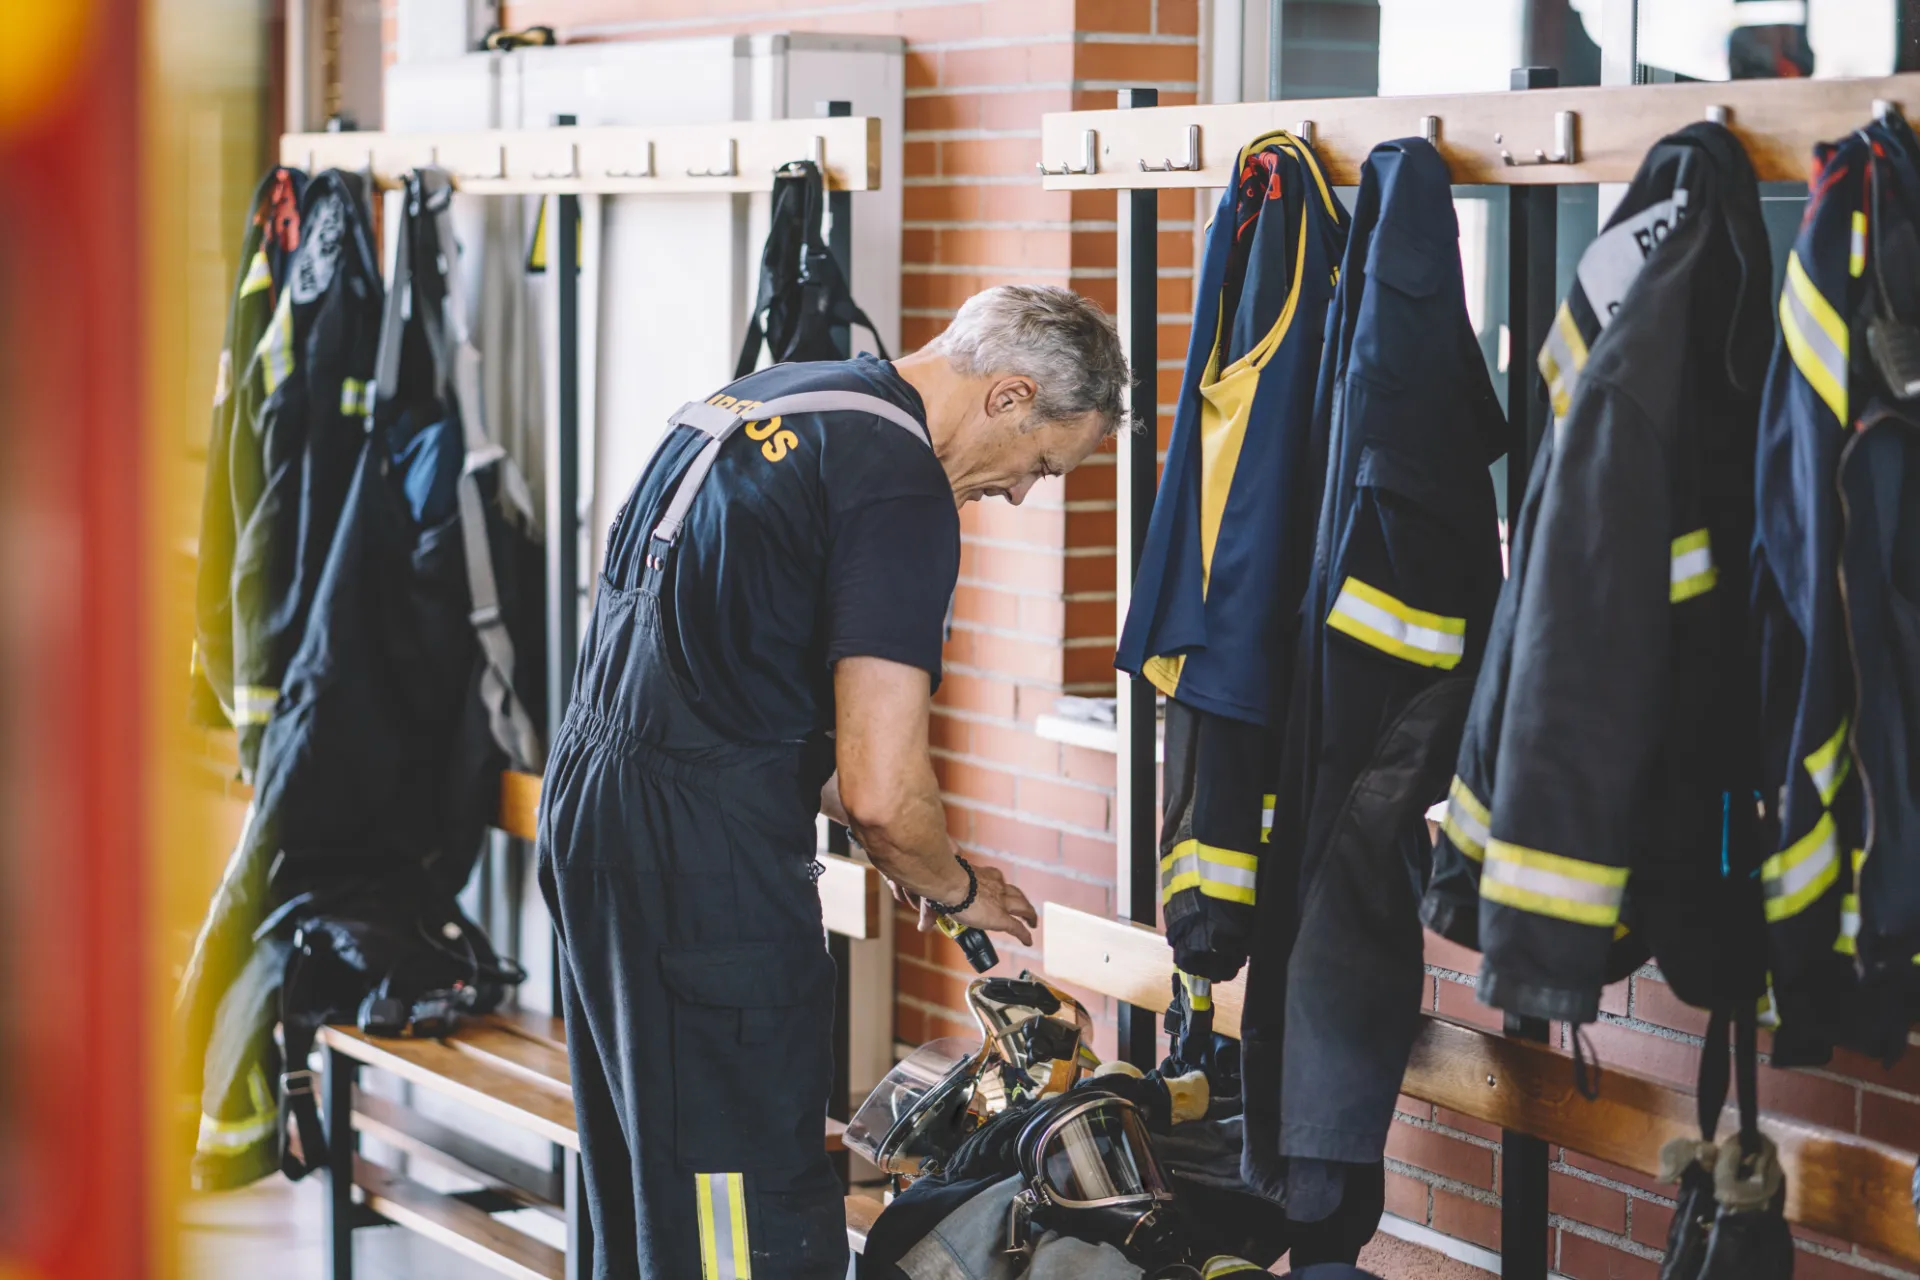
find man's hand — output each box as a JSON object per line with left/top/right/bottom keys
{"left": 912, "top": 863, "right": 1036, "bottom": 946}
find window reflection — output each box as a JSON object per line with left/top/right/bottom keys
{"left": 1638, "top": 0, "right": 1897, "bottom": 81}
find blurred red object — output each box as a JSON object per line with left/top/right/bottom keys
{"left": 0, "top": 1, "right": 152, "bottom": 1276}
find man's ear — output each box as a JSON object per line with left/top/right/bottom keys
{"left": 985, "top": 374, "right": 1037, "bottom": 419}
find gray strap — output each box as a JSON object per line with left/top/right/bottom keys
{"left": 412, "top": 168, "right": 544, "bottom": 771}
{"left": 650, "top": 390, "right": 932, "bottom": 547}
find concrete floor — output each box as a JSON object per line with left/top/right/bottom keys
{"left": 185, "top": 1175, "right": 1490, "bottom": 1279}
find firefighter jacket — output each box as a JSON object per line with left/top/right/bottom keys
{"left": 1118, "top": 130, "right": 1348, "bottom": 726}
{"left": 179, "top": 169, "right": 543, "bottom": 1189}
{"left": 191, "top": 169, "right": 383, "bottom": 780}
{"left": 1753, "top": 110, "right": 1920, "bottom": 1065}
{"left": 1421, "top": 122, "right": 1776, "bottom": 1028}
{"left": 1239, "top": 138, "right": 1505, "bottom": 1209}
{"left": 1115, "top": 132, "right": 1348, "bottom": 981}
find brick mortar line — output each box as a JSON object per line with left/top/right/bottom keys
{"left": 930, "top": 744, "right": 1113, "bottom": 796}
{"left": 1550, "top": 1215, "right": 1664, "bottom": 1262}
{"left": 895, "top": 990, "right": 976, "bottom": 1031}
{"left": 948, "top": 618, "right": 1073, "bottom": 645}
{"left": 1065, "top": 590, "right": 1117, "bottom": 602}
{"left": 1392, "top": 1104, "right": 1500, "bottom": 1153}
{"left": 1075, "top": 79, "right": 1200, "bottom": 92}
{"left": 1549, "top": 1155, "right": 1676, "bottom": 1206}
{"left": 954, "top": 836, "right": 1119, "bottom": 887}
{"left": 938, "top": 660, "right": 1065, "bottom": 692}
{"left": 959, "top": 532, "right": 1070, "bottom": 554}
{"left": 939, "top": 792, "right": 1114, "bottom": 843}
{"left": 953, "top": 574, "right": 1078, "bottom": 600}
{"left": 1063, "top": 636, "right": 1117, "bottom": 648}
{"left": 1064, "top": 500, "right": 1116, "bottom": 512}
{"left": 1381, "top": 1158, "right": 1499, "bottom": 1206}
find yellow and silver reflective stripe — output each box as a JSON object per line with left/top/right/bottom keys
{"left": 1804, "top": 717, "right": 1852, "bottom": 807}
{"left": 1160, "top": 840, "right": 1257, "bottom": 906}
{"left": 1179, "top": 969, "right": 1213, "bottom": 1012}
{"left": 339, "top": 377, "right": 374, "bottom": 417}
{"left": 1327, "top": 577, "right": 1466, "bottom": 670}
{"left": 257, "top": 290, "right": 296, "bottom": 396}
{"left": 1539, "top": 300, "right": 1590, "bottom": 419}
{"left": 196, "top": 1065, "right": 277, "bottom": 1156}
{"left": 1669, "top": 529, "right": 1718, "bottom": 602}
{"left": 1756, "top": 980, "right": 1780, "bottom": 1029}
{"left": 1203, "top": 1259, "right": 1260, "bottom": 1280}
{"left": 233, "top": 685, "right": 279, "bottom": 726}
{"left": 1481, "top": 840, "right": 1629, "bottom": 928}
{"left": 1761, "top": 810, "right": 1840, "bottom": 923}
{"left": 239, "top": 248, "right": 273, "bottom": 297}
{"left": 1442, "top": 776, "right": 1491, "bottom": 863}
{"left": 1835, "top": 848, "right": 1867, "bottom": 956}
{"left": 696, "top": 1171, "right": 752, "bottom": 1279}
{"left": 1850, "top": 211, "right": 1867, "bottom": 278}
{"left": 214, "top": 347, "right": 234, "bottom": 407}
{"left": 1260, "top": 792, "right": 1276, "bottom": 845}
{"left": 1779, "top": 250, "right": 1848, "bottom": 425}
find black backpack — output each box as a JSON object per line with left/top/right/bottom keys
{"left": 736, "top": 159, "right": 889, "bottom": 375}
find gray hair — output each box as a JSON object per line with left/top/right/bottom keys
{"left": 927, "top": 285, "right": 1131, "bottom": 435}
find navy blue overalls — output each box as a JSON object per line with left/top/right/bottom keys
{"left": 538, "top": 386, "right": 932, "bottom": 1280}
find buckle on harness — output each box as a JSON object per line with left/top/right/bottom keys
{"left": 470, "top": 604, "right": 503, "bottom": 629}
{"left": 281, "top": 1070, "right": 316, "bottom": 1099}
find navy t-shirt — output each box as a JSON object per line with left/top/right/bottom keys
{"left": 603, "top": 355, "right": 959, "bottom": 744}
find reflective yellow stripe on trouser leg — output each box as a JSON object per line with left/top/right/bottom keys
{"left": 697, "top": 1172, "right": 752, "bottom": 1279}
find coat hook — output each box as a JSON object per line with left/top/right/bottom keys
{"left": 1498, "top": 109, "right": 1579, "bottom": 166}
{"left": 306, "top": 149, "right": 316, "bottom": 173}
{"left": 1038, "top": 129, "right": 1099, "bottom": 177}
{"left": 607, "top": 140, "right": 656, "bottom": 180}
{"left": 811, "top": 134, "right": 827, "bottom": 171}
{"left": 688, "top": 137, "right": 739, "bottom": 178}
{"left": 1139, "top": 123, "right": 1201, "bottom": 172}
{"left": 1874, "top": 98, "right": 1899, "bottom": 121}
{"left": 1705, "top": 105, "right": 1730, "bottom": 124}
{"left": 1297, "top": 120, "right": 1316, "bottom": 147}
{"left": 1421, "top": 115, "right": 1440, "bottom": 145}
{"left": 533, "top": 141, "right": 582, "bottom": 181}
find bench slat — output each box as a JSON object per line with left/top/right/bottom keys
{"left": 353, "top": 1087, "right": 563, "bottom": 1208}
{"left": 1040, "top": 902, "right": 1920, "bottom": 1266}
{"left": 357, "top": 1156, "right": 564, "bottom": 1280}
{"left": 322, "top": 1025, "right": 581, "bottom": 1151}
{"left": 496, "top": 770, "right": 884, "bottom": 940}
{"left": 845, "top": 1194, "right": 883, "bottom": 1255}
{"left": 449, "top": 1025, "right": 573, "bottom": 1091}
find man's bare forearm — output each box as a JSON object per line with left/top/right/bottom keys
{"left": 823, "top": 771, "right": 969, "bottom": 905}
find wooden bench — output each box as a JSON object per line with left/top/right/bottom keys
{"left": 318, "top": 770, "right": 882, "bottom": 1279}
{"left": 1041, "top": 902, "right": 1920, "bottom": 1268}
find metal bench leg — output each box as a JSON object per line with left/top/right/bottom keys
{"left": 322, "top": 1042, "right": 358, "bottom": 1280}
{"left": 565, "top": 1148, "right": 594, "bottom": 1280}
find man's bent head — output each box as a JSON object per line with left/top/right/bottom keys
{"left": 897, "top": 285, "right": 1130, "bottom": 506}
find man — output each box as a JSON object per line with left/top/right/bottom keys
{"left": 537, "top": 284, "right": 1130, "bottom": 1280}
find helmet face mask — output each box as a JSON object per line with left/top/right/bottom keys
{"left": 1008, "top": 1091, "right": 1181, "bottom": 1263}
{"left": 967, "top": 976, "right": 1096, "bottom": 1113}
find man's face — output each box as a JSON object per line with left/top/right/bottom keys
{"left": 975, "top": 412, "right": 1113, "bottom": 506}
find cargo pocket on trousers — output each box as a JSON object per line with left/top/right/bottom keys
{"left": 661, "top": 941, "right": 836, "bottom": 1173}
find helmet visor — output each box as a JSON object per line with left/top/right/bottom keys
{"left": 1035, "top": 1096, "right": 1169, "bottom": 1208}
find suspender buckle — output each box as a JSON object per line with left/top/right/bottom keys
{"left": 280, "top": 1070, "right": 316, "bottom": 1099}
{"left": 470, "top": 603, "right": 504, "bottom": 629}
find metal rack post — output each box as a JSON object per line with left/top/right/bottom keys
{"left": 1116, "top": 85, "right": 1162, "bottom": 1070}
{"left": 1499, "top": 63, "right": 1560, "bottom": 1280}
{"left": 818, "top": 97, "right": 857, "bottom": 1189}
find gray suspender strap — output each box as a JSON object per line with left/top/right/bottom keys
{"left": 649, "top": 390, "right": 932, "bottom": 548}
{"left": 370, "top": 169, "right": 544, "bottom": 772}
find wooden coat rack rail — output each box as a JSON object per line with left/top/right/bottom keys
{"left": 1047, "top": 70, "right": 1920, "bottom": 1280}
{"left": 282, "top": 115, "right": 881, "bottom": 194}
